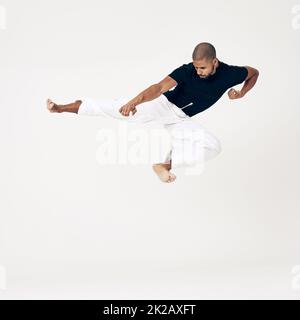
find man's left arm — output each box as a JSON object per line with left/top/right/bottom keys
{"left": 228, "top": 66, "right": 259, "bottom": 99}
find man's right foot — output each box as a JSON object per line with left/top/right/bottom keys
{"left": 152, "top": 163, "right": 176, "bottom": 183}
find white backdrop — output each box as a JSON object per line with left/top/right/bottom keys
{"left": 1, "top": 0, "right": 300, "bottom": 299}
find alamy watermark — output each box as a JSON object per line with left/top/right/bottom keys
{"left": 0, "top": 5, "right": 6, "bottom": 30}
{"left": 95, "top": 122, "right": 208, "bottom": 175}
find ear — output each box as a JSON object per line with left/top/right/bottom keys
{"left": 212, "top": 58, "right": 218, "bottom": 66}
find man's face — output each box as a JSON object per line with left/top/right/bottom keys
{"left": 192, "top": 58, "right": 219, "bottom": 79}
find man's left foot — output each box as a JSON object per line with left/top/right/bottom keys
{"left": 47, "top": 98, "right": 61, "bottom": 113}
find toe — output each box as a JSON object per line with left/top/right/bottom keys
{"left": 169, "top": 173, "right": 176, "bottom": 182}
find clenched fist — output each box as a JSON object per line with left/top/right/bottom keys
{"left": 228, "top": 88, "right": 244, "bottom": 100}
{"left": 119, "top": 102, "right": 137, "bottom": 117}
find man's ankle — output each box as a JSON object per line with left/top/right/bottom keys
{"left": 60, "top": 100, "right": 82, "bottom": 113}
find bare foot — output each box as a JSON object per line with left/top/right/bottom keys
{"left": 152, "top": 163, "right": 177, "bottom": 183}
{"left": 47, "top": 98, "right": 61, "bottom": 113}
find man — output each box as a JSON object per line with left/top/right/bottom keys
{"left": 47, "top": 42, "right": 259, "bottom": 183}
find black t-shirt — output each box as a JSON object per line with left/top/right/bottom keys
{"left": 162, "top": 61, "right": 248, "bottom": 117}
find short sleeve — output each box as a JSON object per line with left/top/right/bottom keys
{"left": 168, "top": 64, "right": 187, "bottom": 85}
{"left": 226, "top": 65, "right": 248, "bottom": 87}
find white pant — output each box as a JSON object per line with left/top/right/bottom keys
{"left": 77, "top": 94, "right": 221, "bottom": 168}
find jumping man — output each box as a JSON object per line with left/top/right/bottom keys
{"left": 47, "top": 42, "right": 259, "bottom": 183}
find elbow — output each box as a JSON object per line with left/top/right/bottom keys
{"left": 251, "top": 68, "right": 259, "bottom": 80}
{"left": 245, "top": 66, "right": 259, "bottom": 81}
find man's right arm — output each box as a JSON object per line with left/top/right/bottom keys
{"left": 119, "top": 76, "right": 177, "bottom": 116}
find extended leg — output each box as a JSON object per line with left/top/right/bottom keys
{"left": 47, "top": 96, "right": 132, "bottom": 119}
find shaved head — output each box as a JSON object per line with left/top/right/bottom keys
{"left": 192, "top": 42, "right": 216, "bottom": 61}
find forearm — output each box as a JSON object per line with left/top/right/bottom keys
{"left": 126, "top": 84, "right": 161, "bottom": 107}
{"left": 240, "top": 73, "right": 259, "bottom": 96}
